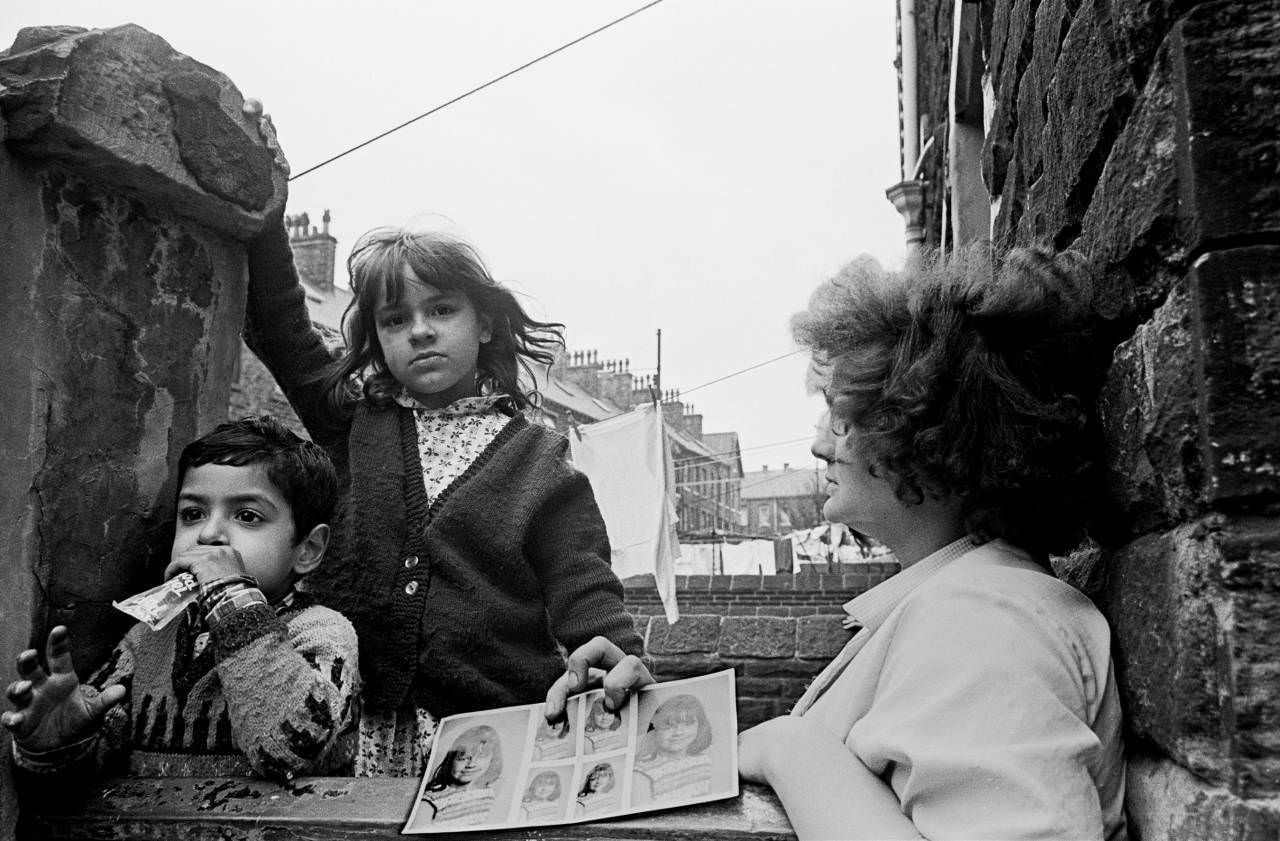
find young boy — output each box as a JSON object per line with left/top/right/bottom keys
{"left": 2, "top": 416, "right": 360, "bottom": 781}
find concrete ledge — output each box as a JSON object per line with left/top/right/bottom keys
{"left": 21, "top": 777, "right": 795, "bottom": 840}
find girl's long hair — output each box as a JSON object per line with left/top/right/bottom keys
{"left": 321, "top": 227, "right": 564, "bottom": 416}
{"left": 523, "top": 770, "right": 561, "bottom": 803}
{"left": 585, "top": 698, "right": 622, "bottom": 732}
{"left": 425, "top": 725, "right": 503, "bottom": 791}
{"left": 577, "top": 763, "right": 615, "bottom": 797}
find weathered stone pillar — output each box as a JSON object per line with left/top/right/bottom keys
{"left": 0, "top": 23, "right": 285, "bottom": 833}
{"left": 1072, "top": 2, "right": 1280, "bottom": 834}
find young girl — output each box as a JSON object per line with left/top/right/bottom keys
{"left": 520, "top": 769, "right": 564, "bottom": 822}
{"left": 631, "top": 694, "right": 713, "bottom": 805}
{"left": 533, "top": 715, "right": 575, "bottom": 761}
{"left": 420, "top": 726, "right": 502, "bottom": 826}
{"left": 575, "top": 761, "right": 620, "bottom": 817}
{"left": 246, "top": 221, "right": 644, "bottom": 775}
{"left": 584, "top": 696, "right": 626, "bottom": 754}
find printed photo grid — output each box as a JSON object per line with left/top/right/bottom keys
{"left": 402, "top": 669, "right": 738, "bottom": 833}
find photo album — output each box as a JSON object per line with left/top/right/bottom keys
{"left": 402, "top": 670, "right": 738, "bottom": 833}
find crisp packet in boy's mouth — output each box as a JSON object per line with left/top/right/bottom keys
{"left": 112, "top": 573, "right": 199, "bottom": 631}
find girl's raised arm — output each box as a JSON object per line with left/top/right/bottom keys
{"left": 244, "top": 215, "right": 347, "bottom": 451}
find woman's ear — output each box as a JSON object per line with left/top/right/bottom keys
{"left": 292, "top": 523, "right": 331, "bottom": 575}
{"left": 479, "top": 313, "right": 493, "bottom": 345}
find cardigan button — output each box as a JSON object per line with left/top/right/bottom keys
{"left": 403, "top": 555, "right": 419, "bottom": 569}
{"left": 404, "top": 581, "right": 419, "bottom": 596}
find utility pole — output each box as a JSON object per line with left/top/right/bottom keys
{"left": 655, "top": 328, "right": 662, "bottom": 396}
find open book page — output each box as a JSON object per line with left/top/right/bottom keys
{"left": 402, "top": 670, "right": 738, "bottom": 833}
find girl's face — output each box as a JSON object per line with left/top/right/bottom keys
{"left": 450, "top": 743, "right": 493, "bottom": 785}
{"left": 653, "top": 713, "right": 699, "bottom": 755}
{"left": 533, "top": 775, "right": 557, "bottom": 800}
{"left": 587, "top": 766, "right": 613, "bottom": 792}
{"left": 593, "top": 708, "right": 617, "bottom": 729}
{"left": 374, "top": 268, "right": 492, "bottom": 409}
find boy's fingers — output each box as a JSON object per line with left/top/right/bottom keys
{"left": 86, "top": 684, "right": 127, "bottom": 720}
{"left": 563, "top": 637, "right": 628, "bottom": 690}
{"left": 14, "top": 649, "right": 43, "bottom": 681}
{"left": 44, "top": 626, "right": 75, "bottom": 675}
{"left": 1, "top": 710, "right": 25, "bottom": 731}
{"left": 6, "top": 680, "right": 33, "bottom": 706}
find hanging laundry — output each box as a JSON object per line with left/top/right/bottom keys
{"left": 569, "top": 403, "right": 680, "bottom": 623}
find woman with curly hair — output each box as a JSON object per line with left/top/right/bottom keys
{"left": 547, "top": 246, "right": 1127, "bottom": 840}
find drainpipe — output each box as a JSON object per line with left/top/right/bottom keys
{"left": 886, "top": 0, "right": 925, "bottom": 268}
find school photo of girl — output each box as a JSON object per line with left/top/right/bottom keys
{"left": 630, "top": 693, "right": 714, "bottom": 806}
{"left": 415, "top": 725, "right": 503, "bottom": 827}
{"left": 520, "top": 768, "right": 569, "bottom": 823}
{"left": 574, "top": 760, "right": 621, "bottom": 818}
{"left": 583, "top": 695, "right": 627, "bottom": 754}
{"left": 244, "top": 217, "right": 644, "bottom": 776}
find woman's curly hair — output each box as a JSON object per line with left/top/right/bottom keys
{"left": 791, "top": 245, "right": 1107, "bottom": 560}
{"left": 321, "top": 227, "right": 564, "bottom": 416}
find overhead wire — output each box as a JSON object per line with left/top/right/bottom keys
{"left": 289, "top": 0, "right": 669, "bottom": 181}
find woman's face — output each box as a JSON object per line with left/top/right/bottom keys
{"left": 653, "top": 714, "right": 698, "bottom": 755}
{"left": 593, "top": 708, "right": 617, "bottom": 729}
{"left": 451, "top": 744, "right": 493, "bottom": 784}
{"left": 812, "top": 411, "right": 901, "bottom": 539}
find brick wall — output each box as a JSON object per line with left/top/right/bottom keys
{"left": 622, "top": 567, "right": 899, "bottom": 728}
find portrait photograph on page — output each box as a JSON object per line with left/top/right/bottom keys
{"left": 402, "top": 670, "right": 738, "bottom": 833}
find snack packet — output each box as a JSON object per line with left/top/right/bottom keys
{"left": 112, "top": 573, "right": 199, "bottom": 631}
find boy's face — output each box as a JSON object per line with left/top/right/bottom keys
{"left": 172, "top": 462, "right": 305, "bottom": 601}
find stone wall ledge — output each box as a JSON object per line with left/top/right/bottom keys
{"left": 20, "top": 776, "right": 795, "bottom": 841}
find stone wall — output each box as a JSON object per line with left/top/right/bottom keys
{"left": 623, "top": 571, "right": 899, "bottom": 728}
{"left": 0, "top": 24, "right": 286, "bottom": 839}
{"left": 912, "top": 0, "right": 1280, "bottom": 834}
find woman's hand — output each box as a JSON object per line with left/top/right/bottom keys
{"left": 544, "top": 636, "right": 653, "bottom": 722}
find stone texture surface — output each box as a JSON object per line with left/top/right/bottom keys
{"left": 1126, "top": 752, "right": 1280, "bottom": 839}
{"left": 646, "top": 615, "right": 721, "bottom": 655}
{"left": 1192, "top": 247, "right": 1280, "bottom": 505}
{"left": 0, "top": 24, "right": 286, "bottom": 239}
{"left": 1099, "top": 280, "right": 1201, "bottom": 538}
{"left": 795, "top": 615, "right": 852, "bottom": 659}
{"left": 1172, "top": 2, "right": 1280, "bottom": 249}
{"left": 1105, "top": 517, "right": 1280, "bottom": 797}
{"left": 718, "top": 617, "right": 795, "bottom": 659}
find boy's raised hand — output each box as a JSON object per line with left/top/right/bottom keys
{"left": 164, "top": 544, "right": 249, "bottom": 588}
{"left": 2, "top": 626, "right": 126, "bottom": 753}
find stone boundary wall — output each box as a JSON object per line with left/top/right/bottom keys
{"left": 621, "top": 571, "right": 900, "bottom": 728}
{"left": 622, "top": 565, "right": 900, "bottom": 618}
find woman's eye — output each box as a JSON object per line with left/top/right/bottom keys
{"left": 235, "top": 510, "right": 265, "bottom": 524}
{"left": 177, "top": 508, "right": 204, "bottom": 523}
{"left": 430, "top": 305, "right": 454, "bottom": 317}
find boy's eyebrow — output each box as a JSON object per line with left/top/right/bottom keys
{"left": 375, "top": 288, "right": 460, "bottom": 313}
{"left": 177, "top": 491, "right": 281, "bottom": 511}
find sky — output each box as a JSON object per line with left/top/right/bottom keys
{"left": 1, "top": 1, "right": 906, "bottom": 473}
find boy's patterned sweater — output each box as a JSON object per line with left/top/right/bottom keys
{"left": 13, "top": 592, "right": 359, "bottom": 781}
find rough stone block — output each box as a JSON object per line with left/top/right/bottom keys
{"left": 648, "top": 654, "right": 726, "bottom": 680}
{"left": 719, "top": 617, "right": 795, "bottom": 659}
{"left": 984, "top": 0, "right": 1037, "bottom": 197}
{"left": 0, "top": 25, "right": 286, "bottom": 239}
{"left": 795, "top": 616, "right": 853, "bottom": 660}
{"left": 1076, "top": 27, "right": 1184, "bottom": 323}
{"left": 646, "top": 615, "right": 720, "bottom": 655}
{"left": 741, "top": 658, "right": 826, "bottom": 679}
{"left": 1126, "top": 751, "right": 1280, "bottom": 839}
{"left": 1105, "top": 517, "right": 1280, "bottom": 796}
{"left": 729, "top": 574, "right": 761, "bottom": 592}
{"left": 684, "top": 574, "right": 710, "bottom": 591}
{"left": 1193, "top": 247, "right": 1280, "bottom": 505}
{"left": 1172, "top": 2, "right": 1280, "bottom": 248}
{"left": 1019, "top": 0, "right": 1137, "bottom": 247}
{"left": 1098, "top": 280, "right": 1202, "bottom": 538}
{"left": 759, "top": 575, "right": 792, "bottom": 591}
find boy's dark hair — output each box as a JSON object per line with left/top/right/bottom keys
{"left": 177, "top": 416, "right": 338, "bottom": 541}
